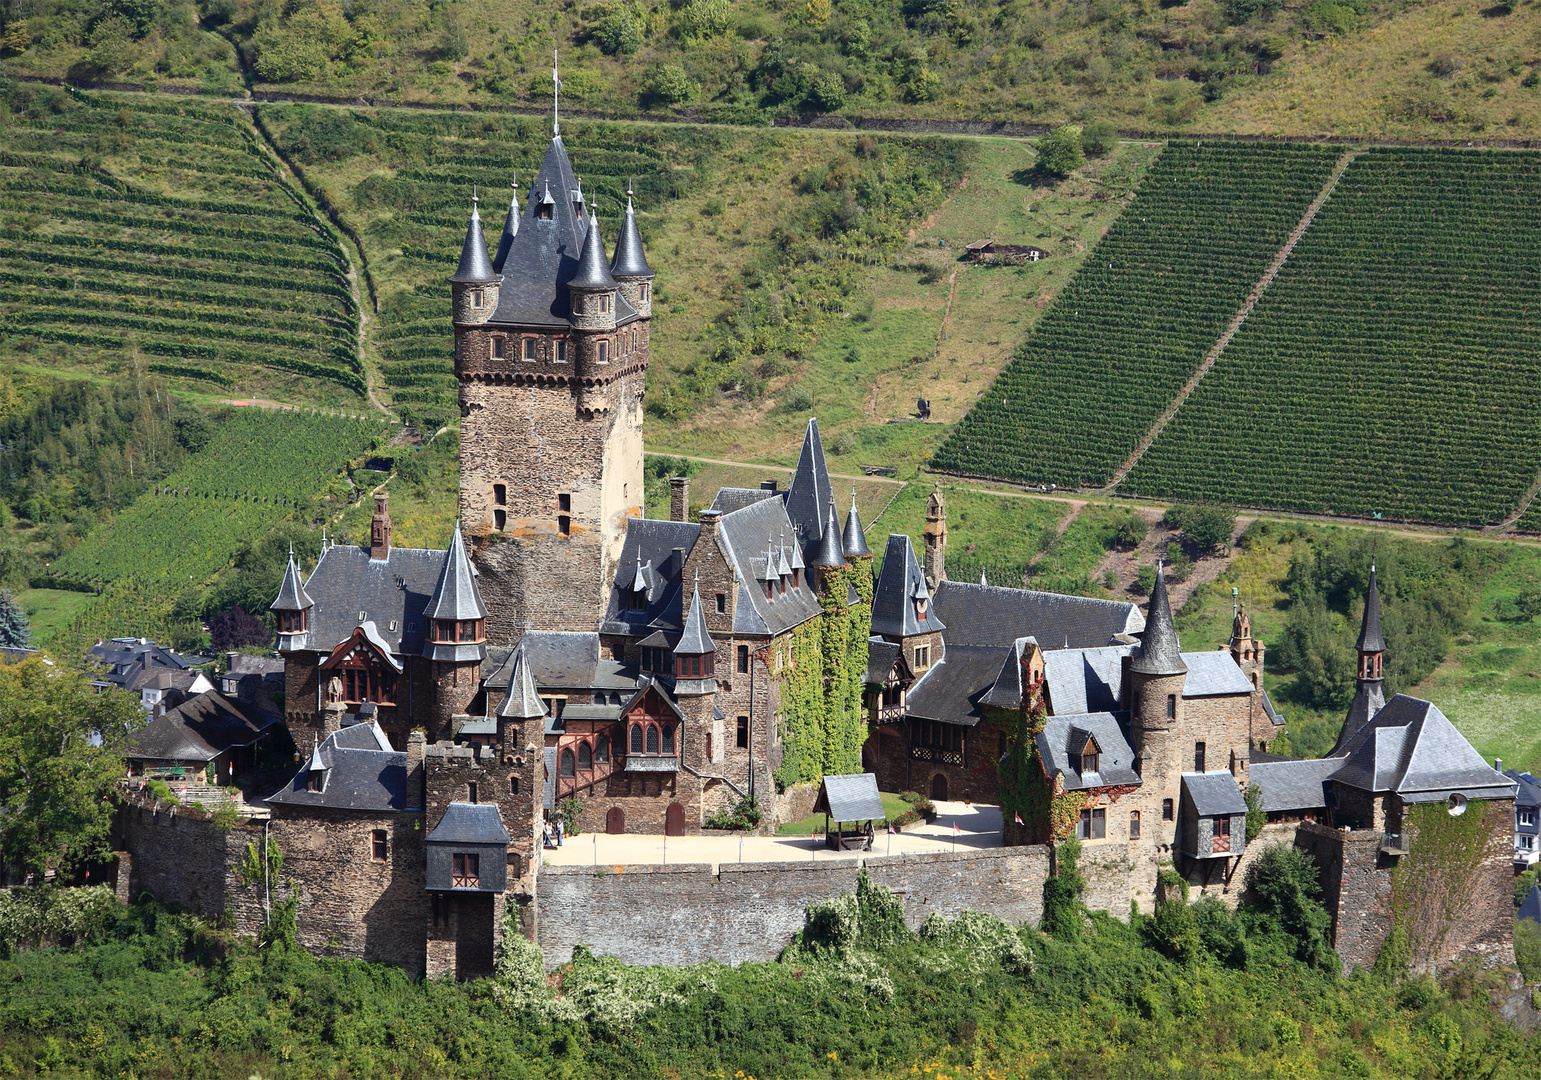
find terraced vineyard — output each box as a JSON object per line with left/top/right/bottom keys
{"left": 259, "top": 107, "right": 732, "bottom": 432}
{"left": 1122, "top": 148, "right": 1541, "bottom": 527}
{"left": 929, "top": 142, "right": 1342, "bottom": 488}
{"left": 0, "top": 88, "right": 364, "bottom": 400}
{"left": 50, "top": 408, "right": 382, "bottom": 588}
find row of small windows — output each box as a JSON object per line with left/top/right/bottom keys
{"left": 490, "top": 487, "right": 570, "bottom": 536}
{"left": 487, "top": 337, "right": 627, "bottom": 364}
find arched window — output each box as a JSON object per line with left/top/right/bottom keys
{"left": 662, "top": 725, "right": 675, "bottom": 754}
{"left": 560, "top": 748, "right": 575, "bottom": 777}
{"left": 578, "top": 741, "right": 593, "bottom": 770}
{"left": 595, "top": 734, "right": 610, "bottom": 762}
{"left": 630, "top": 724, "right": 643, "bottom": 754}
{"left": 646, "top": 725, "right": 659, "bottom": 754}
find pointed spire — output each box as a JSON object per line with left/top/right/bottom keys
{"left": 980, "top": 569, "right": 989, "bottom": 586}
{"left": 676, "top": 580, "right": 712, "bottom": 656}
{"left": 841, "top": 485, "right": 871, "bottom": 558}
{"left": 775, "top": 532, "right": 793, "bottom": 579}
{"left": 426, "top": 521, "right": 487, "bottom": 623}
{"left": 498, "top": 645, "right": 548, "bottom": 719}
{"left": 270, "top": 550, "right": 313, "bottom": 612}
{"left": 1357, "top": 564, "right": 1386, "bottom": 654}
{"left": 785, "top": 418, "right": 833, "bottom": 550}
{"left": 812, "top": 497, "right": 846, "bottom": 568}
{"left": 450, "top": 191, "right": 496, "bottom": 284}
{"left": 611, "top": 182, "right": 653, "bottom": 277}
{"left": 570, "top": 210, "right": 618, "bottom": 290}
{"left": 630, "top": 554, "right": 650, "bottom": 596}
{"left": 1131, "top": 562, "right": 1186, "bottom": 676}
{"left": 492, "top": 176, "right": 519, "bottom": 272}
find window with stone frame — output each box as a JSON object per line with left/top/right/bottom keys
{"left": 1129, "top": 810, "right": 1141, "bottom": 839}
{"left": 469, "top": 289, "right": 484, "bottom": 308}
{"left": 914, "top": 646, "right": 930, "bottom": 669}
{"left": 491, "top": 337, "right": 505, "bottom": 360}
{"left": 737, "top": 645, "right": 749, "bottom": 673}
{"left": 556, "top": 339, "right": 568, "bottom": 363}
{"left": 716, "top": 592, "right": 726, "bottom": 614}
{"left": 597, "top": 340, "right": 609, "bottom": 363}
{"left": 452, "top": 853, "right": 479, "bottom": 888}
{"left": 1162, "top": 798, "right": 1174, "bottom": 821}
{"left": 509, "top": 776, "right": 520, "bottom": 795}
{"left": 1167, "top": 694, "right": 1177, "bottom": 719}
{"left": 737, "top": 715, "right": 749, "bottom": 748}
{"left": 677, "top": 651, "right": 714, "bottom": 679}
{"left": 467, "top": 781, "right": 478, "bottom": 804}
{"left": 523, "top": 337, "right": 538, "bottom": 361}
{"left": 1194, "top": 742, "right": 1206, "bottom": 772}
{"left": 1077, "top": 807, "right": 1106, "bottom": 840}
{"left": 371, "top": 829, "right": 388, "bottom": 861}
{"left": 640, "top": 282, "right": 650, "bottom": 302}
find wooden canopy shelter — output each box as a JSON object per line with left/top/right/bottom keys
{"left": 814, "top": 773, "right": 885, "bottom": 850}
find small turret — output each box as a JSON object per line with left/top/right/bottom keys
{"left": 1331, "top": 565, "right": 1387, "bottom": 755}
{"left": 450, "top": 192, "right": 497, "bottom": 325}
{"left": 674, "top": 581, "right": 716, "bottom": 694}
{"left": 812, "top": 497, "right": 847, "bottom": 597}
{"left": 370, "top": 492, "right": 392, "bottom": 561}
{"left": 923, "top": 484, "right": 947, "bottom": 590}
{"left": 611, "top": 183, "right": 654, "bottom": 316}
{"left": 270, "top": 546, "right": 313, "bottom": 653}
{"left": 1131, "top": 563, "right": 1186, "bottom": 677}
{"left": 492, "top": 176, "right": 519, "bottom": 273}
{"left": 424, "top": 522, "right": 487, "bottom": 663}
{"left": 498, "top": 645, "right": 547, "bottom": 721}
{"left": 841, "top": 486, "right": 871, "bottom": 559}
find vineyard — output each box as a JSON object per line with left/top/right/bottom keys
{"left": 0, "top": 86, "right": 364, "bottom": 401}
{"left": 48, "top": 408, "right": 382, "bottom": 589}
{"left": 1122, "top": 148, "right": 1541, "bottom": 527}
{"left": 929, "top": 142, "right": 1342, "bottom": 488}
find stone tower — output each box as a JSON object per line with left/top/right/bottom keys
{"left": 1127, "top": 563, "right": 1188, "bottom": 845}
{"left": 449, "top": 138, "right": 650, "bottom": 642}
{"left": 922, "top": 485, "right": 947, "bottom": 591}
{"left": 1227, "top": 600, "right": 1264, "bottom": 692}
{"left": 1330, "top": 565, "right": 1387, "bottom": 755}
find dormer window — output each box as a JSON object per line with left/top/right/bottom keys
{"left": 307, "top": 769, "right": 324, "bottom": 793}
{"left": 538, "top": 203, "right": 553, "bottom": 221}
{"left": 434, "top": 619, "right": 484, "bottom": 643}
{"left": 279, "top": 610, "right": 308, "bottom": 634}
{"left": 1081, "top": 750, "right": 1099, "bottom": 775}
{"left": 791, "top": 569, "right": 800, "bottom": 589}
{"left": 627, "top": 586, "right": 647, "bottom": 611}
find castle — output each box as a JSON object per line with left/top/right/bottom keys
{"left": 113, "top": 132, "right": 1518, "bottom": 981}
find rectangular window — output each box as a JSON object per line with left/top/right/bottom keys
{"left": 491, "top": 337, "right": 504, "bottom": 359}
{"left": 493, "top": 484, "right": 507, "bottom": 506}
{"left": 597, "top": 341, "right": 609, "bottom": 363}
{"left": 510, "top": 776, "right": 520, "bottom": 795}
{"left": 640, "top": 282, "right": 650, "bottom": 302}
{"left": 716, "top": 592, "right": 726, "bottom": 615}
{"left": 558, "top": 515, "right": 571, "bottom": 536}
{"left": 523, "top": 338, "right": 537, "bottom": 361}
{"left": 558, "top": 493, "right": 571, "bottom": 512}
{"left": 737, "top": 645, "right": 749, "bottom": 673}
{"left": 737, "top": 716, "right": 750, "bottom": 748}
{"left": 1167, "top": 694, "right": 1177, "bottom": 719}
{"left": 1129, "top": 811, "right": 1141, "bottom": 840}
{"left": 494, "top": 509, "right": 507, "bottom": 532}
{"left": 1077, "top": 808, "right": 1106, "bottom": 840}
{"left": 706, "top": 732, "right": 713, "bottom": 761}
{"left": 1162, "top": 798, "right": 1174, "bottom": 821}
{"left": 1195, "top": 742, "right": 1206, "bottom": 772}
{"left": 452, "top": 853, "right": 479, "bottom": 888}
{"left": 627, "top": 588, "right": 647, "bottom": 611}
{"left": 470, "top": 289, "right": 483, "bottom": 308}
{"left": 599, "top": 295, "right": 609, "bottom": 313}
{"left": 556, "top": 340, "right": 567, "bottom": 363}
{"left": 1080, "top": 752, "right": 1099, "bottom": 775}
{"left": 1524, "top": 835, "right": 1536, "bottom": 851}
{"left": 371, "top": 829, "right": 387, "bottom": 861}
{"left": 915, "top": 646, "right": 929, "bottom": 668}
{"left": 1521, "top": 809, "right": 1537, "bottom": 827}
{"left": 1215, "top": 815, "right": 1231, "bottom": 837}
{"left": 467, "top": 782, "right": 478, "bottom": 804}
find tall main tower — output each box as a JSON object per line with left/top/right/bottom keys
{"left": 448, "top": 137, "right": 652, "bottom": 641}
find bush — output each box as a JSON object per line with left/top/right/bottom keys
{"left": 1082, "top": 119, "right": 1119, "bottom": 156}
{"left": 1163, "top": 503, "right": 1237, "bottom": 553}
{"left": 1135, "top": 564, "right": 1157, "bottom": 595}
{"left": 643, "top": 62, "right": 697, "bottom": 105}
{"left": 595, "top": 7, "right": 644, "bottom": 54}
{"left": 808, "top": 70, "right": 846, "bottom": 112}
{"left": 145, "top": 778, "right": 180, "bottom": 806}
{"left": 1036, "top": 124, "right": 1085, "bottom": 178}
{"left": 1041, "top": 838, "right": 1085, "bottom": 939}
{"left": 703, "top": 798, "right": 763, "bottom": 830}
{"left": 1516, "top": 919, "right": 1541, "bottom": 983}
{"left": 1109, "top": 508, "right": 1148, "bottom": 549}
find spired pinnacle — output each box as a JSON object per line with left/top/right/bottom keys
{"left": 1131, "top": 561, "right": 1186, "bottom": 677}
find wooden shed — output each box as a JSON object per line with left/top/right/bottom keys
{"left": 965, "top": 239, "right": 1050, "bottom": 264}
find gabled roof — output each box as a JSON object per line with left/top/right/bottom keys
{"left": 904, "top": 644, "right": 1005, "bottom": 728}
{"left": 784, "top": 419, "right": 833, "bottom": 556}
{"left": 1036, "top": 712, "right": 1140, "bottom": 790}
{"left": 1358, "top": 565, "right": 1386, "bottom": 653}
{"left": 610, "top": 190, "right": 653, "bottom": 278}
{"left": 125, "top": 691, "right": 275, "bottom": 762}
{"left": 872, "top": 535, "right": 939, "bottom": 638}
{"left": 427, "top": 802, "right": 511, "bottom": 845}
{"left": 492, "top": 181, "right": 519, "bottom": 273}
{"left": 299, "top": 543, "right": 447, "bottom": 657}
{"left": 1251, "top": 756, "right": 1340, "bottom": 813}
{"left": 271, "top": 553, "right": 313, "bottom": 611}
{"left": 813, "top": 773, "right": 884, "bottom": 823}
{"left": 600, "top": 518, "right": 700, "bottom": 636}
{"left": 715, "top": 495, "right": 825, "bottom": 636}
{"left": 268, "top": 723, "right": 418, "bottom": 812}
{"left": 1505, "top": 769, "right": 1541, "bottom": 809}
{"left": 864, "top": 638, "right": 903, "bottom": 686}
{"left": 676, "top": 585, "right": 713, "bottom": 655}
{"left": 450, "top": 197, "right": 496, "bottom": 284}
{"left": 709, "top": 487, "right": 780, "bottom": 515}
{"left": 498, "top": 646, "right": 547, "bottom": 719}
{"left": 930, "top": 581, "right": 1141, "bottom": 650}
{"left": 1130, "top": 565, "right": 1186, "bottom": 677}
{"left": 506, "top": 631, "right": 636, "bottom": 692}
{"left": 1043, "top": 645, "right": 1131, "bottom": 715}
{"left": 1182, "top": 772, "right": 1248, "bottom": 816}
{"left": 570, "top": 211, "right": 618, "bottom": 290}
{"left": 980, "top": 637, "right": 1036, "bottom": 708}
{"left": 1331, "top": 695, "right": 1516, "bottom": 802}
{"left": 841, "top": 490, "right": 871, "bottom": 559}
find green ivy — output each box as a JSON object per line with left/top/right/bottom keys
{"left": 1390, "top": 799, "right": 1502, "bottom": 972}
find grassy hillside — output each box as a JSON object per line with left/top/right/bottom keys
{"left": 0, "top": 85, "right": 367, "bottom": 404}
{"left": 5, "top": 0, "right": 1538, "bottom": 139}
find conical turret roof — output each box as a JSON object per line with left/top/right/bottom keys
{"left": 492, "top": 179, "right": 519, "bottom": 273}
{"left": 569, "top": 210, "right": 617, "bottom": 290}
{"left": 427, "top": 522, "right": 487, "bottom": 622}
{"left": 1131, "top": 563, "right": 1187, "bottom": 676}
{"left": 812, "top": 498, "right": 846, "bottom": 567}
{"left": 1357, "top": 565, "right": 1386, "bottom": 654}
{"left": 611, "top": 188, "right": 653, "bottom": 278}
{"left": 270, "top": 550, "right": 313, "bottom": 611}
{"left": 498, "top": 645, "right": 547, "bottom": 719}
{"left": 450, "top": 196, "right": 496, "bottom": 284}
{"left": 785, "top": 418, "right": 833, "bottom": 553}
{"left": 841, "top": 488, "right": 870, "bottom": 558}
{"left": 676, "top": 584, "right": 713, "bottom": 655}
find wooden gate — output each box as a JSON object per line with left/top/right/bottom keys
{"left": 931, "top": 773, "right": 948, "bottom": 801}
{"left": 665, "top": 802, "right": 685, "bottom": 836}
{"left": 606, "top": 806, "right": 626, "bottom": 834}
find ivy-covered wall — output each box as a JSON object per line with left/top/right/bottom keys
{"left": 774, "top": 562, "right": 873, "bottom": 789}
{"left": 998, "top": 704, "right": 1089, "bottom": 845}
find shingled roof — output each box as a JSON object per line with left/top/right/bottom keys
{"left": 784, "top": 419, "right": 833, "bottom": 557}
{"left": 872, "top": 535, "right": 939, "bottom": 638}
{"left": 903, "top": 644, "right": 1004, "bottom": 728}
{"left": 930, "top": 580, "right": 1140, "bottom": 650}
{"left": 1130, "top": 564, "right": 1186, "bottom": 677}
{"left": 298, "top": 543, "right": 447, "bottom": 657}
{"left": 450, "top": 196, "right": 496, "bottom": 284}
{"left": 1036, "top": 712, "right": 1140, "bottom": 790}
{"left": 126, "top": 691, "right": 275, "bottom": 763}
{"left": 600, "top": 518, "right": 699, "bottom": 637}
{"left": 492, "top": 181, "right": 519, "bottom": 273}
{"left": 715, "top": 495, "right": 825, "bottom": 636}
{"left": 842, "top": 490, "right": 871, "bottom": 559}
{"left": 1043, "top": 645, "right": 1130, "bottom": 714}
{"left": 427, "top": 802, "right": 511, "bottom": 845}
{"left": 1331, "top": 695, "right": 1514, "bottom": 802}
{"left": 1357, "top": 565, "right": 1386, "bottom": 653}
{"left": 610, "top": 189, "right": 653, "bottom": 278}
{"left": 269, "top": 722, "right": 419, "bottom": 812}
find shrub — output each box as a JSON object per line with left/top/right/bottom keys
{"left": 643, "top": 62, "right": 696, "bottom": 105}
{"left": 808, "top": 70, "right": 846, "bottom": 112}
{"left": 676, "top": 0, "right": 733, "bottom": 41}
{"left": 1244, "top": 784, "right": 1265, "bottom": 841}
{"left": 594, "top": 7, "right": 644, "bottom": 54}
{"left": 1109, "top": 508, "right": 1148, "bottom": 549}
{"left": 145, "top": 778, "right": 180, "bottom": 806}
{"left": 1036, "top": 124, "right": 1085, "bottom": 178}
{"left": 1041, "top": 837, "right": 1085, "bottom": 939}
{"left": 703, "top": 798, "right": 763, "bottom": 830}
{"left": 1082, "top": 119, "right": 1119, "bottom": 156}
{"left": 1135, "top": 564, "right": 1157, "bottom": 595}
{"left": 1164, "top": 503, "right": 1238, "bottom": 553}
{"left": 558, "top": 796, "right": 585, "bottom": 837}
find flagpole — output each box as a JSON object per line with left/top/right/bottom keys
{"left": 552, "top": 49, "right": 560, "bottom": 136}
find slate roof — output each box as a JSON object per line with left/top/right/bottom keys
{"left": 1358, "top": 565, "right": 1386, "bottom": 653}
{"left": 1331, "top": 695, "right": 1516, "bottom": 802}
{"left": 543, "top": 746, "right": 558, "bottom": 810}
{"left": 427, "top": 802, "right": 512, "bottom": 845}
{"left": 570, "top": 211, "right": 618, "bottom": 289}
{"left": 299, "top": 544, "right": 447, "bottom": 656}
{"left": 90, "top": 639, "right": 192, "bottom": 683}
{"left": 979, "top": 637, "right": 1035, "bottom": 709}
{"left": 812, "top": 498, "right": 846, "bottom": 568}
{"left": 1331, "top": 678, "right": 1386, "bottom": 757}
{"left": 784, "top": 419, "right": 834, "bottom": 557}
{"left": 126, "top": 691, "right": 275, "bottom": 762}
{"left": 865, "top": 638, "right": 901, "bottom": 686}
{"left": 1043, "top": 645, "right": 1131, "bottom": 715}
{"left": 498, "top": 646, "right": 547, "bottom": 720}
{"left": 271, "top": 553, "right": 313, "bottom": 611}
{"left": 1521, "top": 885, "right": 1541, "bottom": 926}
{"left": 600, "top": 518, "right": 699, "bottom": 636}
{"left": 1181, "top": 651, "right": 1253, "bottom": 697}
{"left": 1036, "top": 712, "right": 1140, "bottom": 790}
{"left": 872, "top": 535, "right": 938, "bottom": 638}
{"left": 1505, "top": 770, "right": 1541, "bottom": 810}
{"left": 482, "top": 137, "right": 638, "bottom": 329}
{"left": 715, "top": 495, "right": 825, "bottom": 636}
{"left": 813, "top": 773, "right": 885, "bottom": 822}
{"left": 676, "top": 586, "right": 712, "bottom": 655}
{"left": 514, "top": 631, "right": 637, "bottom": 691}
{"left": 492, "top": 181, "right": 519, "bottom": 273}
{"left": 269, "top": 723, "right": 418, "bottom": 812}
{"left": 610, "top": 192, "right": 653, "bottom": 278}
{"left": 904, "top": 645, "right": 1007, "bottom": 728}
{"left": 1131, "top": 565, "right": 1186, "bottom": 676}
{"left": 1250, "top": 756, "right": 1341, "bottom": 812}
{"left": 450, "top": 197, "right": 496, "bottom": 284}
{"left": 930, "top": 581, "right": 1141, "bottom": 649}
{"left": 1182, "top": 772, "right": 1249, "bottom": 816}
{"left": 841, "top": 489, "right": 871, "bottom": 559}
{"left": 709, "top": 487, "right": 779, "bottom": 515}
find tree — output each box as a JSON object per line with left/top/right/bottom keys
{"left": 1516, "top": 586, "right": 1541, "bottom": 621}
{"left": 643, "top": 62, "right": 696, "bottom": 105}
{"left": 1082, "top": 119, "right": 1119, "bottom": 156}
{"left": 209, "top": 607, "right": 268, "bottom": 651}
{"left": 0, "top": 590, "right": 30, "bottom": 649}
{"left": 0, "top": 654, "right": 145, "bottom": 878}
{"left": 1036, "top": 124, "right": 1085, "bottom": 178}
{"left": 1165, "top": 503, "right": 1238, "bottom": 553}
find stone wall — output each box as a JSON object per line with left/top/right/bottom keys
{"left": 1296, "top": 821, "right": 1393, "bottom": 974}
{"left": 537, "top": 845, "right": 1055, "bottom": 968}
{"left": 115, "top": 802, "right": 250, "bottom": 917}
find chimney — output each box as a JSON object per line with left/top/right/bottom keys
{"left": 1496, "top": 757, "right": 1504, "bottom": 772}
{"left": 370, "top": 491, "right": 392, "bottom": 561}
{"left": 407, "top": 730, "right": 426, "bottom": 808}
{"left": 671, "top": 545, "right": 687, "bottom": 578}
{"left": 697, "top": 511, "right": 721, "bottom": 542}
{"left": 670, "top": 476, "right": 690, "bottom": 522}
{"left": 760, "top": 480, "right": 779, "bottom": 493}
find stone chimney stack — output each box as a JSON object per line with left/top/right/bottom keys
{"left": 370, "top": 492, "right": 392, "bottom": 561}
{"left": 698, "top": 510, "right": 721, "bottom": 542}
{"left": 670, "top": 477, "right": 690, "bottom": 522}
{"left": 407, "top": 729, "right": 427, "bottom": 808}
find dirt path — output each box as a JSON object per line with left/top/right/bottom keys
{"left": 668, "top": 453, "right": 908, "bottom": 485}
{"left": 1102, "top": 148, "right": 1363, "bottom": 489}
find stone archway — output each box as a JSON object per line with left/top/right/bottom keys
{"left": 931, "top": 773, "right": 948, "bottom": 802}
